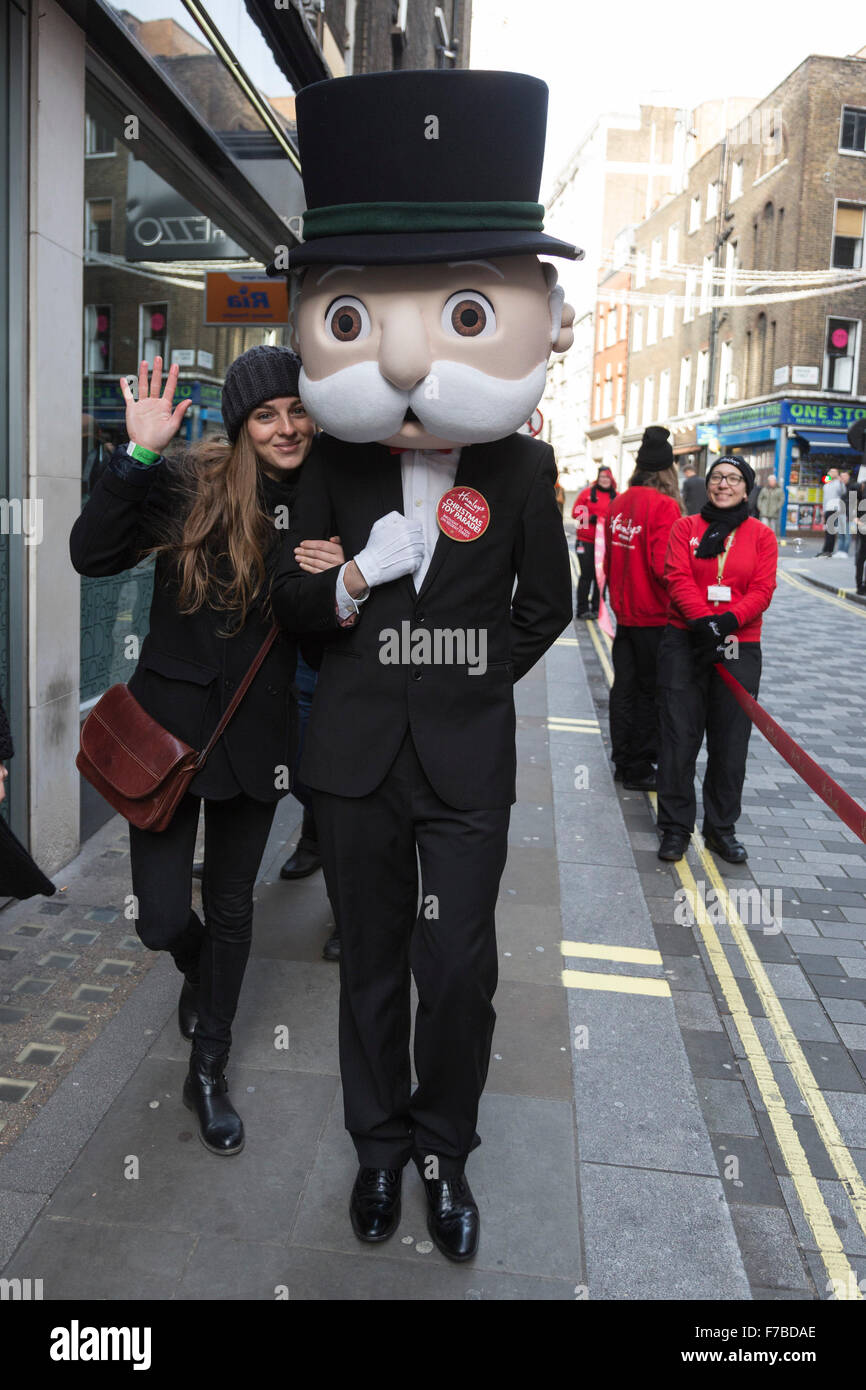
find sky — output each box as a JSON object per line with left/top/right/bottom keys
{"left": 469, "top": 0, "right": 866, "bottom": 200}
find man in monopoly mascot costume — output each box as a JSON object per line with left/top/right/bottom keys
{"left": 270, "top": 69, "right": 579, "bottom": 1262}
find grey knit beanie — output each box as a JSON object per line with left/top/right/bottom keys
{"left": 221, "top": 346, "right": 302, "bottom": 442}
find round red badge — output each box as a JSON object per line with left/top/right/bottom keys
{"left": 436, "top": 486, "right": 491, "bottom": 542}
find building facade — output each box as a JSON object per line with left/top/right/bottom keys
{"left": 622, "top": 52, "right": 866, "bottom": 535}
{"left": 586, "top": 262, "right": 631, "bottom": 483}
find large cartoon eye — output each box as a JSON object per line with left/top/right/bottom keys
{"left": 441, "top": 291, "right": 496, "bottom": 339}
{"left": 325, "top": 296, "right": 371, "bottom": 343}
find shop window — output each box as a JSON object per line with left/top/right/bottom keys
{"left": 840, "top": 106, "right": 866, "bottom": 155}
{"left": 823, "top": 317, "right": 860, "bottom": 392}
{"left": 84, "top": 305, "right": 112, "bottom": 375}
{"left": 730, "top": 159, "right": 743, "bottom": 202}
{"left": 678, "top": 357, "right": 691, "bottom": 416}
{"left": 688, "top": 195, "right": 701, "bottom": 233}
{"left": 139, "top": 303, "right": 169, "bottom": 363}
{"left": 85, "top": 199, "right": 112, "bottom": 254}
{"left": 85, "top": 116, "right": 114, "bottom": 157}
{"left": 832, "top": 202, "right": 865, "bottom": 269}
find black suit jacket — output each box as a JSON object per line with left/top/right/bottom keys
{"left": 69, "top": 453, "right": 307, "bottom": 802}
{"left": 270, "top": 432, "right": 572, "bottom": 810}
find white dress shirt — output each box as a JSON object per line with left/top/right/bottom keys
{"left": 335, "top": 447, "right": 462, "bottom": 617}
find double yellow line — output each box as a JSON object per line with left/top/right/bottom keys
{"left": 570, "top": 589, "right": 866, "bottom": 1299}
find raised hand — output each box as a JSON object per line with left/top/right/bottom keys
{"left": 119, "top": 358, "right": 192, "bottom": 455}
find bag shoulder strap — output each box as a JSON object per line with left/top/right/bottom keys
{"left": 194, "top": 623, "right": 280, "bottom": 770}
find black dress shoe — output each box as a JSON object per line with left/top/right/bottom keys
{"left": 422, "top": 1173, "right": 479, "bottom": 1262}
{"left": 658, "top": 830, "right": 689, "bottom": 861}
{"left": 322, "top": 928, "right": 341, "bottom": 961}
{"left": 349, "top": 1167, "right": 402, "bottom": 1242}
{"left": 623, "top": 772, "right": 656, "bottom": 790}
{"left": 702, "top": 827, "right": 748, "bottom": 863}
{"left": 182, "top": 1046, "right": 244, "bottom": 1155}
{"left": 178, "top": 977, "right": 199, "bottom": 1040}
{"left": 280, "top": 809, "right": 321, "bottom": 879}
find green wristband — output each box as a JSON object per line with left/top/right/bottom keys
{"left": 127, "top": 441, "right": 161, "bottom": 466}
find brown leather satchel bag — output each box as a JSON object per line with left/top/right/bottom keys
{"left": 76, "top": 625, "right": 279, "bottom": 832}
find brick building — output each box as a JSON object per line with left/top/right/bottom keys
{"left": 621, "top": 51, "right": 866, "bottom": 537}
{"left": 586, "top": 255, "right": 631, "bottom": 481}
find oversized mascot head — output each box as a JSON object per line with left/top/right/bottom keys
{"left": 282, "top": 69, "right": 581, "bottom": 450}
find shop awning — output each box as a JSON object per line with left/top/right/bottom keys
{"left": 795, "top": 429, "right": 861, "bottom": 454}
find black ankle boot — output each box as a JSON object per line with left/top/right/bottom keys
{"left": 177, "top": 977, "right": 199, "bottom": 1041}
{"left": 280, "top": 808, "right": 321, "bottom": 879}
{"left": 182, "top": 1046, "right": 244, "bottom": 1156}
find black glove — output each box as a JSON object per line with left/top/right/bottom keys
{"left": 690, "top": 612, "right": 738, "bottom": 669}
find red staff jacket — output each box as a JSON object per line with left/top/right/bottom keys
{"left": 604, "top": 487, "right": 682, "bottom": 626}
{"left": 572, "top": 484, "right": 615, "bottom": 544}
{"left": 664, "top": 514, "right": 778, "bottom": 642}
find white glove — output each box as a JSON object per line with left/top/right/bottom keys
{"left": 353, "top": 511, "right": 426, "bottom": 589}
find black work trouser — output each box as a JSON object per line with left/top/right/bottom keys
{"left": 575, "top": 542, "right": 598, "bottom": 614}
{"left": 655, "top": 625, "right": 761, "bottom": 836}
{"left": 609, "top": 625, "right": 664, "bottom": 778}
{"left": 820, "top": 509, "right": 838, "bottom": 555}
{"left": 312, "top": 732, "right": 510, "bottom": 1177}
{"left": 129, "top": 791, "right": 276, "bottom": 1053}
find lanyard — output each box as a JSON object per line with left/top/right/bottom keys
{"left": 717, "top": 532, "right": 735, "bottom": 586}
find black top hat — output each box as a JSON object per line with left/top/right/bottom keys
{"left": 282, "top": 69, "right": 582, "bottom": 269}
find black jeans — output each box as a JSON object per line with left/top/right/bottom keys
{"left": 129, "top": 791, "right": 276, "bottom": 1053}
{"left": 313, "top": 733, "right": 510, "bottom": 1177}
{"left": 609, "top": 625, "right": 664, "bottom": 778}
{"left": 820, "top": 509, "right": 838, "bottom": 555}
{"left": 656, "top": 625, "right": 761, "bottom": 836}
{"left": 575, "top": 542, "right": 598, "bottom": 614}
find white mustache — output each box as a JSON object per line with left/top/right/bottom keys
{"left": 299, "top": 359, "right": 548, "bottom": 445}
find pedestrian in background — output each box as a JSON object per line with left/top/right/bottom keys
{"left": 604, "top": 426, "right": 682, "bottom": 790}
{"left": 757, "top": 474, "right": 783, "bottom": 535}
{"left": 680, "top": 463, "right": 706, "bottom": 516}
{"left": 572, "top": 465, "right": 616, "bottom": 618}
{"left": 655, "top": 455, "right": 777, "bottom": 865}
{"left": 836, "top": 468, "right": 856, "bottom": 557}
{"left": 70, "top": 348, "right": 344, "bottom": 1158}
{"left": 818, "top": 467, "right": 844, "bottom": 557}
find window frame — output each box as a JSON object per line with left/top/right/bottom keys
{"left": 839, "top": 105, "right": 866, "bottom": 157}
{"left": 831, "top": 198, "right": 865, "bottom": 270}
{"left": 822, "top": 315, "right": 861, "bottom": 392}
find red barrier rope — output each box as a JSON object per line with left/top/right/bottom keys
{"left": 714, "top": 662, "right": 866, "bottom": 845}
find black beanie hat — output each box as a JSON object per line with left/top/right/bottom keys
{"left": 221, "top": 346, "right": 302, "bottom": 442}
{"left": 706, "top": 453, "right": 756, "bottom": 495}
{"left": 636, "top": 425, "right": 674, "bottom": 472}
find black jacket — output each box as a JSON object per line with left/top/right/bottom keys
{"left": 269, "top": 432, "right": 573, "bottom": 810}
{"left": 69, "top": 448, "right": 303, "bottom": 802}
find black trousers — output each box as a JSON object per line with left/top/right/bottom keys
{"left": 656, "top": 625, "right": 761, "bottom": 836}
{"left": 856, "top": 532, "right": 866, "bottom": 592}
{"left": 312, "top": 733, "right": 510, "bottom": 1177}
{"left": 820, "top": 509, "right": 838, "bottom": 555}
{"left": 609, "top": 625, "right": 664, "bottom": 778}
{"left": 575, "top": 542, "right": 598, "bottom": 615}
{"left": 129, "top": 791, "right": 276, "bottom": 1053}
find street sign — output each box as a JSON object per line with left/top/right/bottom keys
{"left": 204, "top": 272, "right": 289, "bottom": 326}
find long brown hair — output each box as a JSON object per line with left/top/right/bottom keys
{"left": 145, "top": 425, "right": 276, "bottom": 633}
{"left": 627, "top": 463, "right": 684, "bottom": 514}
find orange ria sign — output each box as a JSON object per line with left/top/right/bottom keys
{"left": 204, "top": 272, "right": 289, "bottom": 326}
